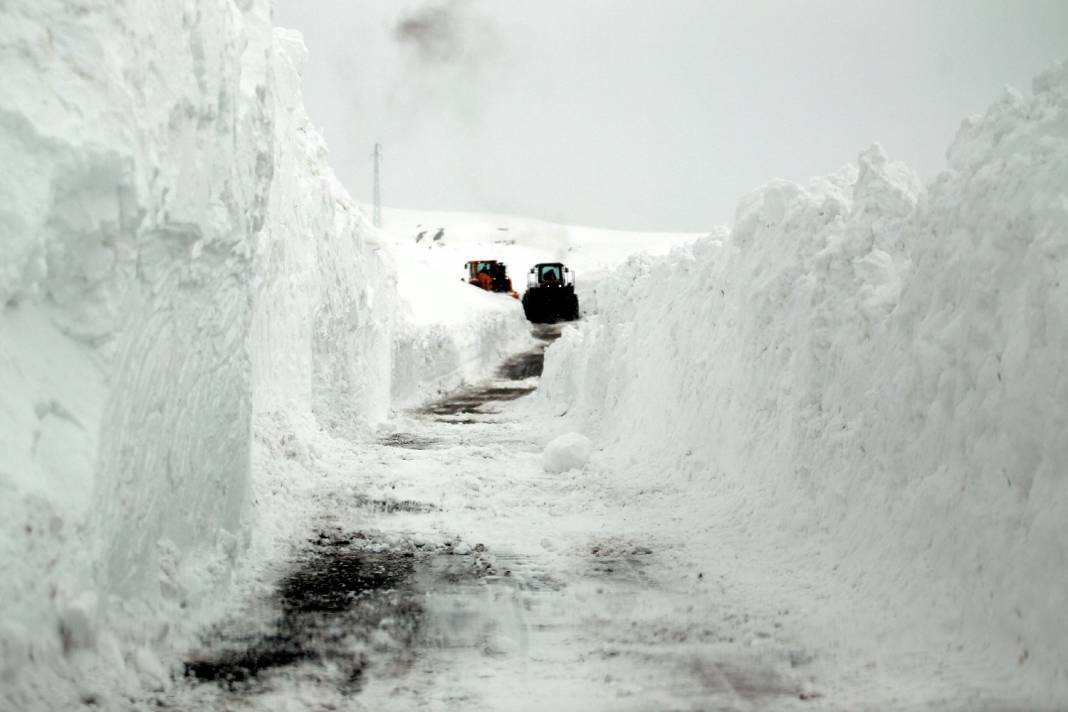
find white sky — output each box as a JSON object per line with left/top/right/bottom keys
{"left": 274, "top": 0, "right": 1068, "bottom": 232}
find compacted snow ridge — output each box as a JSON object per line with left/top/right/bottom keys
{"left": 2, "top": 0, "right": 1066, "bottom": 709}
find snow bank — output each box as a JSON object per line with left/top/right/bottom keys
{"left": 540, "top": 61, "right": 1068, "bottom": 692}
{"left": 1, "top": 2, "right": 274, "bottom": 705}
{"left": 0, "top": 3, "right": 527, "bottom": 708}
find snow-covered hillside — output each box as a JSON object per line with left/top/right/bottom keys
{"left": 539, "top": 61, "right": 1068, "bottom": 701}
{"left": 0, "top": 3, "right": 528, "bottom": 708}
{"left": 382, "top": 208, "right": 709, "bottom": 314}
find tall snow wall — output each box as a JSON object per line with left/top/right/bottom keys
{"left": 0, "top": 1, "right": 529, "bottom": 707}
{"left": 1, "top": 2, "right": 276, "bottom": 705}
{"left": 251, "top": 28, "right": 396, "bottom": 450}
{"left": 540, "top": 61, "right": 1068, "bottom": 687}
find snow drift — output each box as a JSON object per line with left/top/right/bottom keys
{"left": 540, "top": 61, "right": 1068, "bottom": 692}
{"left": 0, "top": 2, "right": 527, "bottom": 707}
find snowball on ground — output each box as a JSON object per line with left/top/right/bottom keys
{"left": 542, "top": 432, "right": 593, "bottom": 473}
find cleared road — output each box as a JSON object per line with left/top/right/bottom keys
{"left": 160, "top": 325, "right": 823, "bottom": 711}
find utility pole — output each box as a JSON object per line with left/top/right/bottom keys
{"left": 372, "top": 142, "right": 383, "bottom": 229}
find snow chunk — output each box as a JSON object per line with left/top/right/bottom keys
{"left": 542, "top": 432, "right": 593, "bottom": 474}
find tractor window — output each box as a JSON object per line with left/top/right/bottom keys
{"left": 539, "top": 266, "right": 560, "bottom": 282}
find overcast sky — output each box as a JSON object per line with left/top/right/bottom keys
{"left": 274, "top": 0, "right": 1068, "bottom": 232}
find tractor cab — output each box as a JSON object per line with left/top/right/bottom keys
{"left": 527, "top": 262, "right": 573, "bottom": 289}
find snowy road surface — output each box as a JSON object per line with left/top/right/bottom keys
{"left": 155, "top": 326, "right": 1014, "bottom": 712}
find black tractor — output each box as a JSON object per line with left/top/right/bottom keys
{"left": 522, "top": 262, "right": 580, "bottom": 323}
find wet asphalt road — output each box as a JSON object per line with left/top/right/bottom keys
{"left": 181, "top": 328, "right": 561, "bottom": 694}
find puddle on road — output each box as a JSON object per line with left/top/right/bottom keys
{"left": 173, "top": 530, "right": 808, "bottom": 710}
{"left": 181, "top": 532, "right": 422, "bottom": 695}
{"left": 175, "top": 529, "right": 504, "bottom": 702}
{"left": 174, "top": 530, "right": 567, "bottom": 701}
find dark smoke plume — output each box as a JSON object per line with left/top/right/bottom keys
{"left": 394, "top": 0, "right": 476, "bottom": 65}
{"left": 394, "top": 0, "right": 464, "bottom": 63}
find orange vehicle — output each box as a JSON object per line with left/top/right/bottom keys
{"left": 464, "top": 260, "right": 519, "bottom": 299}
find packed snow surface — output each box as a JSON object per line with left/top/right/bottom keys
{"left": 540, "top": 61, "right": 1068, "bottom": 703}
